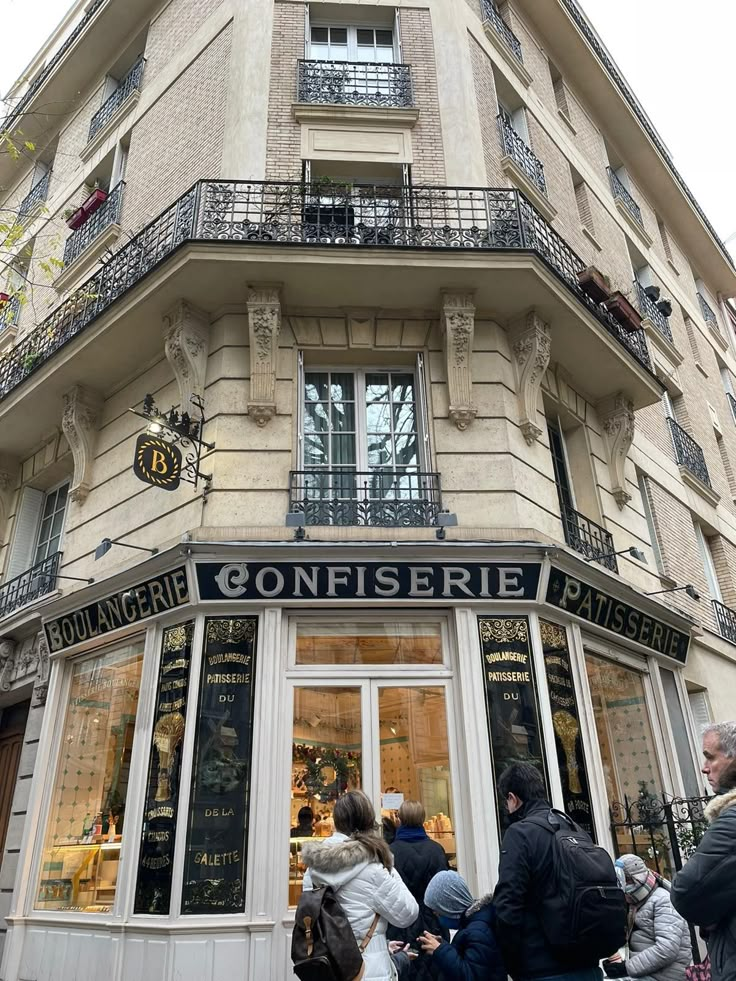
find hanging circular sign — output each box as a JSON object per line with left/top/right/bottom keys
{"left": 134, "top": 434, "right": 182, "bottom": 490}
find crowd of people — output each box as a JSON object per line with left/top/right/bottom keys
{"left": 292, "top": 719, "right": 736, "bottom": 981}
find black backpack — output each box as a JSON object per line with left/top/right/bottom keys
{"left": 291, "top": 884, "right": 379, "bottom": 981}
{"left": 529, "top": 809, "right": 627, "bottom": 963}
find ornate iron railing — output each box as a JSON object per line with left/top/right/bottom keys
{"left": 634, "top": 280, "right": 673, "bottom": 344}
{"left": 561, "top": 503, "right": 617, "bottom": 571}
{"left": 480, "top": 0, "right": 523, "bottom": 62}
{"left": 297, "top": 59, "right": 413, "bottom": 108}
{"left": 0, "top": 295, "right": 21, "bottom": 332}
{"left": 696, "top": 292, "right": 719, "bottom": 329}
{"left": 607, "top": 167, "right": 643, "bottom": 227}
{"left": 0, "top": 180, "right": 653, "bottom": 402}
{"left": 668, "top": 417, "right": 711, "bottom": 488}
{"left": 290, "top": 469, "right": 442, "bottom": 526}
{"left": 713, "top": 599, "right": 736, "bottom": 644}
{"left": 63, "top": 181, "right": 124, "bottom": 267}
{"left": 0, "top": 551, "right": 61, "bottom": 620}
{"left": 497, "top": 115, "right": 546, "bottom": 195}
{"left": 18, "top": 170, "right": 52, "bottom": 219}
{"left": 727, "top": 393, "right": 736, "bottom": 425}
{"left": 88, "top": 57, "right": 145, "bottom": 141}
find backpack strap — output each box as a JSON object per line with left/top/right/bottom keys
{"left": 358, "top": 914, "right": 381, "bottom": 953}
{"left": 526, "top": 808, "right": 581, "bottom": 835}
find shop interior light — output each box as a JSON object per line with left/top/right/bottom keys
{"left": 436, "top": 511, "right": 458, "bottom": 540}
{"left": 645, "top": 583, "right": 700, "bottom": 601}
{"left": 94, "top": 538, "right": 160, "bottom": 560}
{"left": 584, "top": 546, "right": 646, "bottom": 563}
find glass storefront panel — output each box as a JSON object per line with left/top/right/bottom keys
{"left": 659, "top": 668, "right": 701, "bottom": 800}
{"left": 295, "top": 621, "right": 442, "bottom": 666}
{"left": 36, "top": 640, "right": 144, "bottom": 913}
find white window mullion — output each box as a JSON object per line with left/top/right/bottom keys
{"left": 356, "top": 369, "right": 369, "bottom": 473}
{"left": 304, "top": 4, "right": 310, "bottom": 57}
{"left": 394, "top": 9, "right": 402, "bottom": 61}
{"left": 415, "top": 352, "right": 431, "bottom": 471}
{"left": 297, "top": 350, "right": 305, "bottom": 468}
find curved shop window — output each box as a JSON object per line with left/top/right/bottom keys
{"left": 36, "top": 640, "right": 144, "bottom": 913}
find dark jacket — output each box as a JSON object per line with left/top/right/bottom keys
{"left": 432, "top": 896, "right": 506, "bottom": 981}
{"left": 671, "top": 788, "right": 736, "bottom": 981}
{"left": 493, "top": 799, "right": 601, "bottom": 981}
{"left": 388, "top": 831, "right": 450, "bottom": 980}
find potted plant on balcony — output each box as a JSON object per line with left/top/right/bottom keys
{"left": 65, "top": 184, "right": 109, "bottom": 230}
{"left": 604, "top": 290, "right": 643, "bottom": 331}
{"left": 0, "top": 292, "right": 9, "bottom": 304}
{"left": 577, "top": 265, "right": 611, "bottom": 303}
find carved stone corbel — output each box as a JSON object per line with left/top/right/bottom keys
{"left": 163, "top": 300, "right": 210, "bottom": 419}
{"left": 510, "top": 311, "right": 551, "bottom": 444}
{"left": 441, "top": 290, "right": 476, "bottom": 430}
{"left": 247, "top": 284, "right": 282, "bottom": 426}
{"left": 62, "top": 385, "right": 103, "bottom": 504}
{"left": 33, "top": 634, "right": 50, "bottom": 706}
{"left": 600, "top": 393, "right": 635, "bottom": 508}
{"left": 0, "top": 637, "right": 16, "bottom": 692}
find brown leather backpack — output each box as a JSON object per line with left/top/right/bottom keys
{"left": 291, "top": 885, "right": 380, "bottom": 981}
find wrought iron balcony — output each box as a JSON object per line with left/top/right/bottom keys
{"left": 0, "top": 295, "right": 21, "bottom": 332}
{"left": 297, "top": 59, "right": 413, "bottom": 108}
{"left": 713, "top": 599, "right": 736, "bottom": 645}
{"left": 0, "top": 551, "right": 61, "bottom": 620}
{"left": 497, "top": 115, "right": 546, "bottom": 196}
{"left": 607, "top": 167, "right": 643, "bottom": 228}
{"left": 0, "top": 179, "right": 653, "bottom": 401}
{"left": 697, "top": 292, "right": 719, "bottom": 330}
{"left": 668, "top": 417, "right": 711, "bottom": 488}
{"left": 481, "top": 0, "right": 523, "bottom": 62}
{"left": 634, "top": 280, "right": 673, "bottom": 344}
{"left": 18, "top": 170, "right": 52, "bottom": 219}
{"left": 727, "top": 393, "right": 736, "bottom": 425}
{"left": 561, "top": 503, "right": 617, "bottom": 571}
{"left": 289, "top": 469, "right": 442, "bottom": 526}
{"left": 88, "top": 57, "right": 145, "bottom": 141}
{"left": 63, "top": 181, "right": 124, "bottom": 267}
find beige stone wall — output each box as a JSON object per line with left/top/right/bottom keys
{"left": 143, "top": 0, "right": 227, "bottom": 80}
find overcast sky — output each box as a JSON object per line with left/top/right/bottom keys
{"left": 2, "top": 0, "right": 735, "bottom": 254}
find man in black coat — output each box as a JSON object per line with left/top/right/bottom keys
{"left": 671, "top": 721, "right": 736, "bottom": 981}
{"left": 492, "top": 762, "right": 602, "bottom": 981}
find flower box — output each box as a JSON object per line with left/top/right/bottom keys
{"left": 0, "top": 293, "right": 9, "bottom": 304}
{"left": 66, "top": 207, "right": 86, "bottom": 230}
{"left": 604, "top": 291, "right": 643, "bottom": 332}
{"left": 577, "top": 266, "right": 610, "bottom": 304}
{"left": 66, "top": 188, "right": 108, "bottom": 230}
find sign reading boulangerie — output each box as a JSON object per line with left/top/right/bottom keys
{"left": 197, "top": 561, "right": 541, "bottom": 602}
{"left": 182, "top": 617, "right": 257, "bottom": 914}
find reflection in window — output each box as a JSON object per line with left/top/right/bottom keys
{"left": 296, "top": 621, "right": 442, "bottom": 665}
{"left": 36, "top": 641, "right": 144, "bottom": 913}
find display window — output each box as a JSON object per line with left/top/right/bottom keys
{"left": 35, "top": 640, "right": 144, "bottom": 913}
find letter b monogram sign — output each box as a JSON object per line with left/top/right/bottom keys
{"left": 134, "top": 434, "right": 182, "bottom": 490}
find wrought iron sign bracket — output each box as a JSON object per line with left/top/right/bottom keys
{"left": 129, "top": 393, "right": 215, "bottom": 493}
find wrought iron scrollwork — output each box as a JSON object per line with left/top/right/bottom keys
{"left": 298, "top": 59, "right": 413, "bottom": 108}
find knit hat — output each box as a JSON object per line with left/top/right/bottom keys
{"left": 424, "top": 870, "right": 474, "bottom": 917}
{"left": 615, "top": 854, "right": 658, "bottom": 906}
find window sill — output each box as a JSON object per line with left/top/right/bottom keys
{"left": 614, "top": 197, "right": 653, "bottom": 248}
{"left": 81, "top": 90, "right": 139, "bottom": 162}
{"left": 695, "top": 361, "right": 709, "bottom": 379}
{"left": 501, "top": 155, "right": 557, "bottom": 223}
{"left": 481, "top": 22, "right": 532, "bottom": 87}
{"left": 557, "top": 108, "right": 576, "bottom": 136}
{"left": 292, "top": 103, "right": 419, "bottom": 128}
{"left": 678, "top": 466, "right": 720, "bottom": 508}
{"left": 54, "top": 223, "right": 122, "bottom": 293}
{"left": 581, "top": 225, "right": 602, "bottom": 252}
{"left": 642, "top": 319, "right": 683, "bottom": 368}
{"left": 707, "top": 321, "right": 728, "bottom": 352}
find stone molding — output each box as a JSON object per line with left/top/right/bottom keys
{"left": 0, "top": 637, "right": 16, "bottom": 692}
{"left": 247, "top": 284, "right": 282, "bottom": 426}
{"left": 61, "top": 385, "right": 103, "bottom": 504}
{"left": 163, "top": 300, "right": 210, "bottom": 419}
{"left": 34, "top": 634, "right": 50, "bottom": 706}
{"left": 511, "top": 311, "right": 551, "bottom": 445}
{"left": 599, "top": 393, "right": 635, "bottom": 509}
{"left": 441, "top": 290, "right": 476, "bottom": 430}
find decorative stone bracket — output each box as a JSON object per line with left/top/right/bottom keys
{"left": 441, "top": 290, "right": 477, "bottom": 430}
{"left": 34, "top": 634, "right": 50, "bottom": 706}
{"left": 510, "top": 311, "right": 551, "bottom": 445}
{"left": 247, "top": 284, "right": 282, "bottom": 426}
{"left": 62, "top": 385, "right": 103, "bottom": 504}
{"left": 0, "top": 638, "right": 16, "bottom": 692}
{"left": 163, "top": 300, "right": 210, "bottom": 419}
{"left": 599, "top": 393, "right": 635, "bottom": 509}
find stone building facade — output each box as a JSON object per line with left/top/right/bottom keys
{"left": 0, "top": 0, "right": 734, "bottom": 978}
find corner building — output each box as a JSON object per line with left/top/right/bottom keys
{"left": 0, "top": 0, "right": 734, "bottom": 977}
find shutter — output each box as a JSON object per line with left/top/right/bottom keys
{"left": 5, "top": 487, "right": 45, "bottom": 581}
{"left": 415, "top": 352, "right": 432, "bottom": 469}
{"left": 394, "top": 8, "right": 402, "bottom": 61}
{"left": 574, "top": 181, "right": 594, "bottom": 235}
{"left": 688, "top": 691, "right": 711, "bottom": 736}
{"left": 297, "top": 350, "right": 305, "bottom": 468}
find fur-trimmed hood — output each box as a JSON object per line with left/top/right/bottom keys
{"left": 705, "top": 787, "right": 736, "bottom": 823}
{"left": 465, "top": 893, "right": 494, "bottom": 918}
{"left": 301, "top": 832, "right": 385, "bottom": 891}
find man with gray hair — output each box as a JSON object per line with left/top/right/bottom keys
{"left": 671, "top": 721, "right": 736, "bottom": 981}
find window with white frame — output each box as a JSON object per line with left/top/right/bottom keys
{"left": 34, "top": 482, "right": 69, "bottom": 564}
{"left": 4, "top": 480, "right": 70, "bottom": 581}
{"left": 694, "top": 521, "right": 722, "bottom": 603}
{"left": 308, "top": 24, "right": 396, "bottom": 63}
{"left": 636, "top": 471, "right": 666, "bottom": 577}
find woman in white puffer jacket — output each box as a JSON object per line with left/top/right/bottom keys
{"left": 301, "top": 790, "right": 419, "bottom": 981}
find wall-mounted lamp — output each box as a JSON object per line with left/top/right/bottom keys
{"left": 584, "top": 546, "right": 646, "bottom": 564}
{"left": 35, "top": 572, "right": 95, "bottom": 586}
{"left": 645, "top": 583, "right": 700, "bottom": 601}
{"left": 285, "top": 512, "right": 306, "bottom": 541}
{"left": 436, "top": 511, "right": 458, "bottom": 541}
{"left": 94, "top": 538, "right": 160, "bottom": 561}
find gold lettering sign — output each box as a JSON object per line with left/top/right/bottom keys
{"left": 134, "top": 434, "right": 182, "bottom": 491}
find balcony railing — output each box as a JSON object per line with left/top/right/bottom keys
{"left": 0, "top": 551, "right": 61, "bottom": 620}
{"left": 713, "top": 599, "right": 736, "bottom": 645}
{"left": 607, "top": 168, "right": 643, "bottom": 228}
{"left": 561, "top": 503, "right": 617, "bottom": 571}
{"left": 697, "top": 292, "right": 719, "bottom": 330}
{"left": 63, "top": 181, "right": 124, "bottom": 267}
{"left": 0, "top": 295, "right": 21, "bottom": 332}
{"left": 88, "top": 57, "right": 145, "bottom": 141}
{"left": 481, "top": 0, "right": 523, "bottom": 62}
{"left": 0, "top": 180, "right": 653, "bottom": 402}
{"left": 634, "top": 280, "right": 673, "bottom": 344}
{"left": 290, "top": 469, "right": 442, "bottom": 526}
{"left": 297, "top": 59, "right": 413, "bottom": 108}
{"left": 498, "top": 115, "right": 546, "bottom": 195}
{"left": 668, "top": 417, "right": 711, "bottom": 488}
{"left": 18, "top": 170, "right": 52, "bottom": 219}
{"left": 727, "top": 393, "right": 736, "bottom": 425}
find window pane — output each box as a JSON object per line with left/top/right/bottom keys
{"left": 305, "top": 373, "right": 329, "bottom": 402}
{"left": 290, "top": 687, "right": 362, "bottom": 906}
{"left": 660, "top": 668, "right": 701, "bottom": 799}
{"left": 330, "top": 400, "right": 355, "bottom": 432}
{"left": 391, "top": 374, "right": 415, "bottom": 401}
{"left": 330, "top": 27, "right": 348, "bottom": 44}
{"left": 393, "top": 434, "right": 418, "bottom": 467}
{"left": 367, "top": 436, "right": 392, "bottom": 467}
{"left": 365, "top": 373, "right": 389, "bottom": 401}
{"left": 304, "top": 401, "right": 329, "bottom": 433}
{"left": 379, "top": 687, "right": 455, "bottom": 864}
{"left": 36, "top": 642, "right": 144, "bottom": 912}
{"left": 311, "top": 27, "right": 328, "bottom": 42}
{"left": 37, "top": 515, "right": 53, "bottom": 549}
{"left": 329, "top": 372, "right": 355, "bottom": 403}
{"left": 366, "top": 401, "right": 391, "bottom": 433}
{"left": 50, "top": 507, "right": 65, "bottom": 540}
{"left": 40, "top": 494, "right": 56, "bottom": 520}
{"left": 56, "top": 483, "right": 69, "bottom": 507}
{"left": 330, "top": 434, "right": 356, "bottom": 466}
{"left": 304, "top": 434, "right": 328, "bottom": 467}
{"left": 356, "top": 28, "right": 374, "bottom": 45}
{"left": 375, "top": 29, "right": 393, "bottom": 46}
{"left": 296, "top": 622, "right": 442, "bottom": 665}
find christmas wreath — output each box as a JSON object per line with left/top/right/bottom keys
{"left": 293, "top": 744, "right": 360, "bottom": 802}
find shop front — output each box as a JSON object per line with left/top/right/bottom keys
{"left": 0, "top": 544, "right": 701, "bottom": 981}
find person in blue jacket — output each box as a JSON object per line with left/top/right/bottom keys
{"left": 417, "top": 870, "right": 507, "bottom": 981}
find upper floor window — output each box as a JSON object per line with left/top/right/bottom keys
{"left": 4, "top": 480, "right": 70, "bottom": 582}
{"left": 34, "top": 482, "right": 69, "bottom": 565}
{"left": 309, "top": 25, "right": 396, "bottom": 62}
